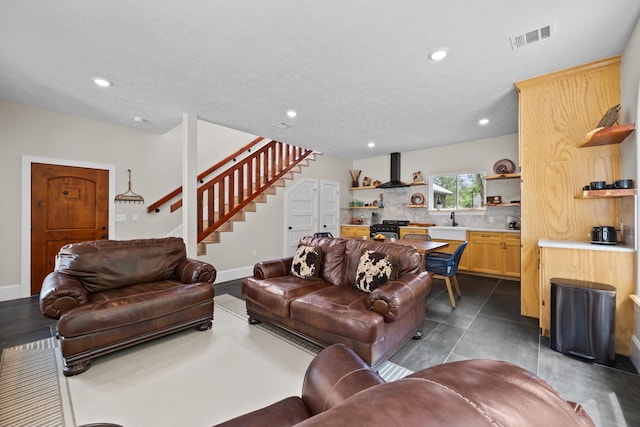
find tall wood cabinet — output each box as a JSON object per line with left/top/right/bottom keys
{"left": 515, "top": 56, "right": 624, "bottom": 318}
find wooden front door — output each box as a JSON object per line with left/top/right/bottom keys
{"left": 31, "top": 163, "right": 109, "bottom": 295}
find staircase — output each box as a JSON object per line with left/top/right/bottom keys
{"left": 148, "top": 138, "right": 316, "bottom": 255}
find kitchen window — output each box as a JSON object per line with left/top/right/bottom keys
{"left": 430, "top": 171, "right": 486, "bottom": 210}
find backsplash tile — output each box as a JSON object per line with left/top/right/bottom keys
{"left": 343, "top": 187, "right": 520, "bottom": 230}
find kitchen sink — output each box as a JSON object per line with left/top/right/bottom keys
{"left": 427, "top": 226, "right": 468, "bottom": 240}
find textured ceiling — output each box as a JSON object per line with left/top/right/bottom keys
{"left": 1, "top": 1, "right": 639, "bottom": 159}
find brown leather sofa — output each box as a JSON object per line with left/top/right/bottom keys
{"left": 214, "top": 343, "right": 595, "bottom": 427}
{"left": 242, "top": 236, "right": 432, "bottom": 367}
{"left": 40, "top": 237, "right": 216, "bottom": 376}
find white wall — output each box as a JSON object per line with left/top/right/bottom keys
{"left": 0, "top": 100, "right": 351, "bottom": 299}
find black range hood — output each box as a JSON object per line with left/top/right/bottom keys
{"left": 376, "top": 152, "right": 409, "bottom": 188}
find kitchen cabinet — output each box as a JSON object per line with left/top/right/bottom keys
{"left": 468, "top": 231, "right": 520, "bottom": 277}
{"left": 340, "top": 225, "right": 369, "bottom": 238}
{"left": 539, "top": 243, "right": 634, "bottom": 355}
{"left": 515, "top": 56, "right": 622, "bottom": 317}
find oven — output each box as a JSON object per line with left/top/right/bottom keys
{"left": 369, "top": 220, "right": 409, "bottom": 237}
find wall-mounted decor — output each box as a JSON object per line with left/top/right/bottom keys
{"left": 115, "top": 169, "right": 145, "bottom": 203}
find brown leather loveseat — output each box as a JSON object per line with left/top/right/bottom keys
{"left": 242, "top": 236, "right": 432, "bottom": 367}
{"left": 40, "top": 237, "right": 216, "bottom": 376}
{"left": 214, "top": 343, "right": 595, "bottom": 427}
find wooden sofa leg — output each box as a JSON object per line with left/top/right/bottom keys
{"left": 196, "top": 321, "right": 212, "bottom": 331}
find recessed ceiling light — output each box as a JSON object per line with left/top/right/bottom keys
{"left": 367, "top": 141, "right": 376, "bottom": 148}
{"left": 428, "top": 48, "right": 448, "bottom": 61}
{"left": 286, "top": 110, "right": 297, "bottom": 118}
{"left": 478, "top": 118, "right": 490, "bottom": 126}
{"left": 93, "top": 77, "right": 112, "bottom": 87}
{"left": 133, "top": 116, "right": 146, "bottom": 122}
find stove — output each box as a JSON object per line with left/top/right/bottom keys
{"left": 370, "top": 219, "right": 409, "bottom": 237}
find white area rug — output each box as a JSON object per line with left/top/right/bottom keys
{"left": 67, "top": 302, "right": 315, "bottom": 426}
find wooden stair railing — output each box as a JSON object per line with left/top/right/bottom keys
{"left": 146, "top": 136, "right": 265, "bottom": 214}
{"left": 198, "top": 141, "right": 313, "bottom": 242}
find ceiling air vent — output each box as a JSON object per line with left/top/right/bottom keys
{"left": 510, "top": 24, "right": 554, "bottom": 50}
{"left": 273, "top": 122, "right": 292, "bottom": 129}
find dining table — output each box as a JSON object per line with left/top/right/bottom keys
{"left": 358, "top": 237, "right": 449, "bottom": 271}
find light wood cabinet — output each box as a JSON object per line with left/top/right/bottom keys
{"left": 515, "top": 56, "right": 623, "bottom": 317}
{"left": 340, "top": 225, "right": 369, "bottom": 238}
{"left": 502, "top": 233, "right": 522, "bottom": 277}
{"left": 468, "top": 232, "right": 520, "bottom": 277}
{"left": 539, "top": 245, "right": 634, "bottom": 355}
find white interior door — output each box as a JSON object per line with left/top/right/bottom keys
{"left": 284, "top": 179, "right": 317, "bottom": 257}
{"left": 319, "top": 180, "right": 340, "bottom": 237}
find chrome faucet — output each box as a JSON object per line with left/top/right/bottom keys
{"left": 451, "top": 212, "right": 458, "bottom": 227}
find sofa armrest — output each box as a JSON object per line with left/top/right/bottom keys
{"left": 213, "top": 396, "right": 311, "bottom": 427}
{"left": 39, "top": 272, "right": 90, "bottom": 320}
{"left": 252, "top": 258, "right": 294, "bottom": 280}
{"left": 173, "top": 258, "right": 216, "bottom": 284}
{"left": 366, "top": 271, "right": 431, "bottom": 322}
{"left": 301, "top": 343, "right": 385, "bottom": 415}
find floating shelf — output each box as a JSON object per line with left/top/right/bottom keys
{"left": 485, "top": 173, "right": 521, "bottom": 180}
{"left": 350, "top": 182, "right": 427, "bottom": 191}
{"left": 349, "top": 185, "right": 380, "bottom": 191}
{"left": 406, "top": 204, "right": 426, "bottom": 208}
{"left": 579, "top": 123, "right": 635, "bottom": 147}
{"left": 485, "top": 202, "right": 521, "bottom": 207}
{"left": 346, "top": 206, "right": 381, "bottom": 209}
{"left": 576, "top": 189, "right": 636, "bottom": 199}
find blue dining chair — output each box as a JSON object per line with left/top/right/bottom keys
{"left": 313, "top": 232, "right": 334, "bottom": 238}
{"left": 425, "top": 241, "right": 468, "bottom": 308}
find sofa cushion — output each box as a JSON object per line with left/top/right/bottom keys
{"left": 354, "top": 250, "right": 399, "bottom": 293}
{"left": 243, "top": 276, "right": 330, "bottom": 318}
{"left": 290, "top": 285, "right": 384, "bottom": 344}
{"left": 298, "top": 236, "right": 347, "bottom": 286}
{"left": 56, "top": 237, "right": 186, "bottom": 292}
{"left": 344, "top": 240, "right": 421, "bottom": 286}
{"left": 291, "top": 245, "right": 323, "bottom": 280}
{"left": 57, "top": 280, "right": 212, "bottom": 337}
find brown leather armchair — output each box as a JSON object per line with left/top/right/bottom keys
{"left": 214, "top": 343, "right": 595, "bottom": 427}
{"left": 40, "top": 237, "right": 215, "bottom": 376}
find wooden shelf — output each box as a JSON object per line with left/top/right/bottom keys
{"left": 406, "top": 204, "right": 426, "bottom": 208}
{"left": 349, "top": 185, "right": 380, "bottom": 191}
{"left": 579, "top": 123, "right": 635, "bottom": 147}
{"left": 576, "top": 189, "right": 636, "bottom": 199}
{"left": 485, "top": 173, "right": 521, "bottom": 180}
{"left": 485, "top": 202, "right": 521, "bottom": 207}
{"left": 346, "top": 206, "right": 382, "bottom": 209}
{"left": 349, "top": 182, "right": 426, "bottom": 191}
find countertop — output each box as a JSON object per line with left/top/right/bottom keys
{"left": 538, "top": 239, "right": 635, "bottom": 253}
{"left": 341, "top": 224, "right": 521, "bottom": 233}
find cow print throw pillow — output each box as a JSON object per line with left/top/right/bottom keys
{"left": 355, "top": 250, "right": 399, "bottom": 293}
{"left": 291, "top": 245, "right": 323, "bottom": 280}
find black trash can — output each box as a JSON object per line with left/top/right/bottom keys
{"left": 550, "top": 277, "right": 616, "bottom": 365}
